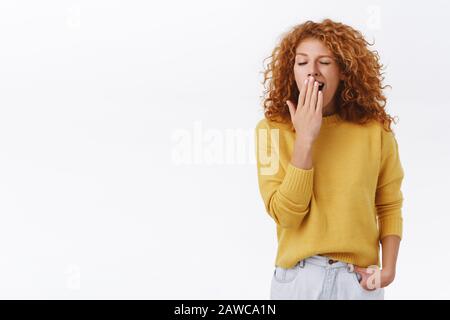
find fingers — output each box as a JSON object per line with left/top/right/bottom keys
{"left": 297, "top": 78, "right": 308, "bottom": 108}
{"left": 310, "top": 80, "right": 319, "bottom": 110}
{"left": 289, "top": 76, "right": 322, "bottom": 121}
{"left": 316, "top": 90, "right": 323, "bottom": 114}
{"left": 303, "top": 76, "right": 315, "bottom": 110}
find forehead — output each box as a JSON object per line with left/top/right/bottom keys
{"left": 295, "top": 38, "right": 333, "bottom": 57}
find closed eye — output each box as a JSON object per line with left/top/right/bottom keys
{"left": 297, "top": 62, "right": 331, "bottom": 65}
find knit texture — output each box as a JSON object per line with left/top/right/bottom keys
{"left": 255, "top": 113, "right": 404, "bottom": 269}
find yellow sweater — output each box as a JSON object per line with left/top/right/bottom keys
{"left": 255, "top": 113, "right": 404, "bottom": 269}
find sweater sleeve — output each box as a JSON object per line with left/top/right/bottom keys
{"left": 376, "top": 128, "right": 405, "bottom": 241}
{"left": 255, "top": 119, "right": 314, "bottom": 229}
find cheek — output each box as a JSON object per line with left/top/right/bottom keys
{"left": 293, "top": 69, "right": 305, "bottom": 88}
{"left": 322, "top": 72, "right": 339, "bottom": 91}
{"left": 324, "top": 70, "right": 341, "bottom": 88}
{"left": 322, "top": 81, "right": 340, "bottom": 103}
{"left": 326, "top": 81, "right": 339, "bottom": 93}
{"left": 294, "top": 65, "right": 309, "bottom": 75}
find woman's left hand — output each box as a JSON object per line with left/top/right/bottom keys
{"left": 354, "top": 266, "right": 395, "bottom": 290}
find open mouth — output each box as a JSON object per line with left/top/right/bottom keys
{"left": 318, "top": 82, "right": 325, "bottom": 91}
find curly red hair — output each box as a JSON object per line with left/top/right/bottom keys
{"left": 260, "top": 19, "right": 398, "bottom": 132}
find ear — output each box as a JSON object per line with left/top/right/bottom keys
{"left": 339, "top": 71, "right": 345, "bottom": 81}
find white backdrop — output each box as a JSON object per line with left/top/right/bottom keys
{"left": 0, "top": 0, "right": 448, "bottom": 299}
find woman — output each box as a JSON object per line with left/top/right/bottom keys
{"left": 255, "top": 19, "right": 404, "bottom": 300}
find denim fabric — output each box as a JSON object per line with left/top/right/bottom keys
{"left": 270, "top": 255, "right": 385, "bottom": 300}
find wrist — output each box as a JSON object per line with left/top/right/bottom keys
{"left": 295, "top": 135, "right": 314, "bottom": 148}
{"left": 382, "top": 266, "right": 396, "bottom": 276}
{"left": 381, "top": 268, "right": 396, "bottom": 287}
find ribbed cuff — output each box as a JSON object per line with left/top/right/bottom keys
{"left": 278, "top": 162, "right": 314, "bottom": 205}
{"left": 379, "top": 216, "right": 403, "bottom": 241}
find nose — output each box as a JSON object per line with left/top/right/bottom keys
{"left": 307, "top": 71, "right": 320, "bottom": 78}
{"left": 307, "top": 64, "right": 321, "bottom": 78}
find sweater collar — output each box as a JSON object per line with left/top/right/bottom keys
{"left": 274, "top": 113, "right": 342, "bottom": 132}
{"left": 321, "top": 113, "right": 342, "bottom": 127}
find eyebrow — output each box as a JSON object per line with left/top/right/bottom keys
{"left": 296, "top": 53, "right": 334, "bottom": 58}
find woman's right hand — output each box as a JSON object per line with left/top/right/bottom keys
{"left": 286, "top": 76, "right": 324, "bottom": 144}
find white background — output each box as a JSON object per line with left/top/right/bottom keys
{"left": 0, "top": 0, "right": 449, "bottom": 299}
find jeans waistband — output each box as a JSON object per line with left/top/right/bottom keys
{"left": 298, "top": 255, "right": 355, "bottom": 272}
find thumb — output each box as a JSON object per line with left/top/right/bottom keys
{"left": 286, "top": 100, "right": 295, "bottom": 120}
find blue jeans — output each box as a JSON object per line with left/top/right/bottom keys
{"left": 270, "top": 255, "right": 385, "bottom": 300}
